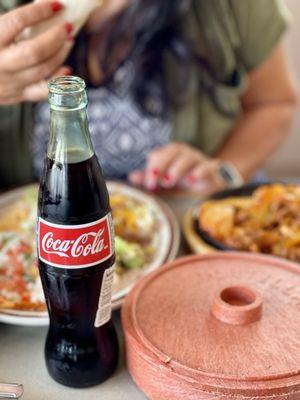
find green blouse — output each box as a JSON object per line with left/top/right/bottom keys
{"left": 0, "top": 0, "right": 290, "bottom": 189}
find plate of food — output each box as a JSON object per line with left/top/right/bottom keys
{"left": 183, "top": 183, "right": 300, "bottom": 262}
{"left": 0, "top": 182, "right": 180, "bottom": 326}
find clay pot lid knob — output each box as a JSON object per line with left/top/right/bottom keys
{"left": 212, "top": 286, "right": 263, "bottom": 325}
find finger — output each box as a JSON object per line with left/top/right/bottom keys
{"left": 2, "top": 23, "right": 72, "bottom": 72}
{"left": 186, "top": 160, "right": 220, "bottom": 183}
{"left": 21, "top": 80, "right": 49, "bottom": 102}
{"left": 0, "top": 95, "right": 23, "bottom": 105}
{"left": 13, "top": 40, "right": 73, "bottom": 87}
{"left": 21, "top": 64, "right": 72, "bottom": 103}
{"left": 0, "top": 1, "right": 64, "bottom": 47}
{"left": 160, "top": 153, "right": 200, "bottom": 188}
{"left": 145, "top": 144, "right": 181, "bottom": 190}
{"left": 52, "top": 65, "right": 73, "bottom": 77}
{"left": 184, "top": 160, "right": 225, "bottom": 194}
{"left": 180, "top": 176, "right": 215, "bottom": 195}
{"left": 0, "top": 63, "right": 72, "bottom": 105}
{"left": 128, "top": 170, "right": 145, "bottom": 186}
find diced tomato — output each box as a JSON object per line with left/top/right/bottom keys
{"left": 19, "top": 241, "right": 31, "bottom": 251}
{"left": 8, "top": 252, "right": 24, "bottom": 274}
{"left": 21, "top": 292, "right": 30, "bottom": 302}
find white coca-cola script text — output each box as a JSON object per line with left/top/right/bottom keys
{"left": 41, "top": 229, "right": 108, "bottom": 258}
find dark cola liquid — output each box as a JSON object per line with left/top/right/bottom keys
{"left": 38, "top": 153, "right": 119, "bottom": 388}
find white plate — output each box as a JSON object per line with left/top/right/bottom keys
{"left": 0, "top": 182, "right": 180, "bottom": 326}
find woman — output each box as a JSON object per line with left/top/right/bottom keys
{"left": 0, "top": 0, "right": 297, "bottom": 193}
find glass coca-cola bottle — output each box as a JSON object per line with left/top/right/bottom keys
{"left": 37, "top": 76, "right": 119, "bottom": 388}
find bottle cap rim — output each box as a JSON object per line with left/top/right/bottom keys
{"left": 48, "top": 76, "right": 86, "bottom": 95}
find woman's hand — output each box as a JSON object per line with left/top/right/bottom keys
{"left": 129, "top": 142, "right": 225, "bottom": 194}
{"left": 0, "top": 1, "right": 74, "bottom": 105}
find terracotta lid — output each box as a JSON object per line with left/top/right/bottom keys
{"left": 122, "top": 253, "right": 300, "bottom": 399}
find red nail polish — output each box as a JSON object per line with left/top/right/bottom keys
{"left": 51, "top": 1, "right": 63, "bottom": 13}
{"left": 65, "top": 23, "right": 74, "bottom": 35}
{"left": 163, "top": 174, "right": 172, "bottom": 182}
{"left": 63, "top": 68, "right": 73, "bottom": 76}
{"left": 152, "top": 169, "right": 159, "bottom": 177}
{"left": 187, "top": 175, "right": 197, "bottom": 183}
{"left": 148, "top": 183, "right": 157, "bottom": 192}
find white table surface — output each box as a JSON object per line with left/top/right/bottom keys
{"left": 0, "top": 313, "right": 147, "bottom": 400}
{"left": 0, "top": 192, "right": 198, "bottom": 400}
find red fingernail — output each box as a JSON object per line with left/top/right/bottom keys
{"left": 51, "top": 1, "right": 63, "bottom": 13}
{"left": 163, "top": 174, "right": 172, "bottom": 182}
{"left": 187, "top": 175, "right": 197, "bottom": 183}
{"left": 65, "top": 23, "right": 74, "bottom": 35}
{"left": 63, "top": 67, "right": 73, "bottom": 76}
{"left": 152, "top": 169, "right": 159, "bottom": 176}
{"left": 148, "top": 183, "right": 157, "bottom": 192}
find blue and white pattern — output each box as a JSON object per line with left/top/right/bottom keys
{"left": 31, "top": 62, "right": 172, "bottom": 179}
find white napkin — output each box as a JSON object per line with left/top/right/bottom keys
{"left": 21, "top": 0, "right": 103, "bottom": 39}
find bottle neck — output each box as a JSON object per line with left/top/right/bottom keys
{"left": 47, "top": 76, "right": 95, "bottom": 164}
{"left": 48, "top": 107, "right": 94, "bottom": 164}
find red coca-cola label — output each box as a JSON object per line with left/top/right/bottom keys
{"left": 38, "top": 215, "right": 113, "bottom": 268}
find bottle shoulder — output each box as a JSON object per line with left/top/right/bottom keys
{"left": 38, "top": 155, "right": 110, "bottom": 224}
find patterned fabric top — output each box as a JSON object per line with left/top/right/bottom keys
{"left": 31, "top": 62, "right": 171, "bottom": 179}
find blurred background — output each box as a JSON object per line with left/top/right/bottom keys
{"left": 266, "top": 0, "right": 300, "bottom": 179}
{"left": 0, "top": 0, "right": 298, "bottom": 190}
